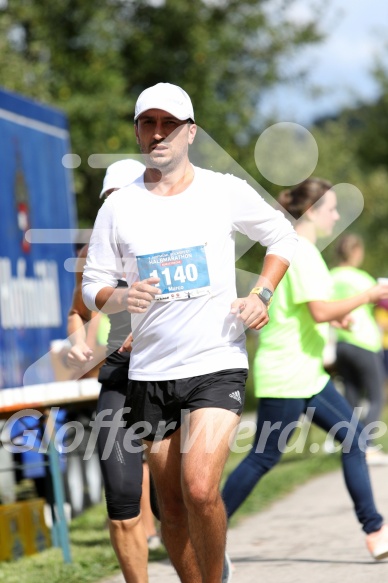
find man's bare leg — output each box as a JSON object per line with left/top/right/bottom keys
{"left": 146, "top": 429, "right": 202, "bottom": 583}
{"left": 140, "top": 461, "right": 159, "bottom": 540}
{"left": 146, "top": 408, "right": 239, "bottom": 583}
{"left": 109, "top": 514, "right": 148, "bottom": 583}
{"left": 181, "top": 408, "right": 239, "bottom": 582}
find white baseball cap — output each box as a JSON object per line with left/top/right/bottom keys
{"left": 134, "top": 82, "right": 195, "bottom": 122}
{"left": 100, "top": 159, "right": 145, "bottom": 198}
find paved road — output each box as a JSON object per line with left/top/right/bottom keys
{"left": 99, "top": 464, "right": 388, "bottom": 583}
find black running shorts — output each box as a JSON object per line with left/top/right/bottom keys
{"left": 125, "top": 368, "right": 247, "bottom": 441}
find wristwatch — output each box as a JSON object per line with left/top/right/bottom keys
{"left": 250, "top": 286, "right": 273, "bottom": 307}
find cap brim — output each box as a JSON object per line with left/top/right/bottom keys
{"left": 134, "top": 104, "right": 194, "bottom": 121}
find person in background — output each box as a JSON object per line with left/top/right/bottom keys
{"left": 67, "top": 158, "right": 161, "bottom": 583}
{"left": 330, "top": 233, "right": 388, "bottom": 465}
{"left": 222, "top": 178, "right": 388, "bottom": 562}
{"left": 375, "top": 298, "right": 388, "bottom": 378}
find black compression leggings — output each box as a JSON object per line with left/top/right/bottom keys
{"left": 96, "top": 384, "right": 143, "bottom": 520}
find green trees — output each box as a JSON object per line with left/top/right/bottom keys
{"left": 310, "top": 58, "right": 388, "bottom": 276}
{"left": 1, "top": 0, "right": 322, "bottom": 224}
{"left": 1, "top": 1, "right": 387, "bottom": 271}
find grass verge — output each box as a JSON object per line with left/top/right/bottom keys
{"left": 0, "top": 502, "right": 167, "bottom": 583}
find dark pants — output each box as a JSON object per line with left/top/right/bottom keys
{"left": 336, "top": 343, "right": 386, "bottom": 439}
{"left": 222, "top": 380, "right": 383, "bottom": 534}
{"left": 383, "top": 350, "right": 388, "bottom": 378}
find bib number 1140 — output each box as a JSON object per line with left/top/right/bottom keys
{"left": 136, "top": 245, "right": 210, "bottom": 299}
{"left": 150, "top": 264, "right": 198, "bottom": 285}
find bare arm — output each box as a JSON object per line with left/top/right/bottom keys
{"left": 68, "top": 246, "right": 92, "bottom": 335}
{"left": 308, "top": 283, "right": 388, "bottom": 324}
{"left": 67, "top": 246, "right": 97, "bottom": 369}
{"left": 254, "top": 253, "right": 290, "bottom": 292}
{"left": 231, "top": 254, "right": 290, "bottom": 331}
{"left": 118, "top": 331, "right": 133, "bottom": 354}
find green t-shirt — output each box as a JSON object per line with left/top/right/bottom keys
{"left": 254, "top": 237, "right": 330, "bottom": 398}
{"left": 330, "top": 266, "right": 381, "bottom": 352}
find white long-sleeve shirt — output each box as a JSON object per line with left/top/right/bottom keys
{"left": 83, "top": 166, "right": 298, "bottom": 380}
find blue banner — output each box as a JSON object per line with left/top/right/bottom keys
{"left": 0, "top": 88, "right": 77, "bottom": 388}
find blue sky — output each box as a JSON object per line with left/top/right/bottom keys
{"left": 261, "top": 0, "right": 388, "bottom": 125}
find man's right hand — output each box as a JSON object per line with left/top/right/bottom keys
{"left": 127, "top": 277, "right": 161, "bottom": 313}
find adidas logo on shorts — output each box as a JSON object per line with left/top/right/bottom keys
{"left": 229, "top": 390, "right": 242, "bottom": 404}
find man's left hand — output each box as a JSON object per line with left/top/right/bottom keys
{"left": 230, "top": 294, "right": 269, "bottom": 330}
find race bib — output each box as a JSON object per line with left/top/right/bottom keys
{"left": 136, "top": 245, "right": 211, "bottom": 301}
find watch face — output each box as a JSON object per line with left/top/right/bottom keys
{"left": 259, "top": 288, "right": 273, "bottom": 304}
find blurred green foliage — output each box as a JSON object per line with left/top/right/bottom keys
{"left": 1, "top": 0, "right": 387, "bottom": 274}
{"left": 310, "top": 61, "right": 388, "bottom": 277}
{"left": 0, "top": 0, "right": 322, "bottom": 224}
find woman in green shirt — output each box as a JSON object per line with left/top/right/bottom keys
{"left": 223, "top": 178, "right": 388, "bottom": 560}
{"left": 331, "top": 234, "right": 386, "bottom": 458}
